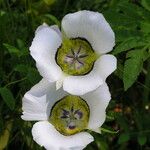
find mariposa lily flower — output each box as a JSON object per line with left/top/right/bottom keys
{"left": 21, "top": 79, "right": 111, "bottom": 150}
{"left": 30, "top": 10, "right": 117, "bottom": 95}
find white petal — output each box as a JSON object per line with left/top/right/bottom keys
{"left": 91, "top": 128, "right": 101, "bottom": 134}
{"left": 21, "top": 79, "right": 53, "bottom": 121}
{"left": 63, "top": 60, "right": 103, "bottom": 95}
{"left": 62, "top": 10, "right": 115, "bottom": 54}
{"left": 35, "top": 23, "right": 49, "bottom": 33}
{"left": 21, "top": 79, "right": 67, "bottom": 121}
{"left": 50, "top": 25, "right": 62, "bottom": 37}
{"left": 26, "top": 78, "right": 54, "bottom": 97}
{"left": 32, "top": 121, "right": 94, "bottom": 150}
{"left": 21, "top": 95, "right": 49, "bottom": 121}
{"left": 81, "top": 83, "right": 111, "bottom": 129}
{"left": 97, "top": 54, "right": 117, "bottom": 81}
{"left": 36, "top": 23, "right": 61, "bottom": 39}
{"left": 30, "top": 24, "right": 63, "bottom": 82}
{"left": 63, "top": 55, "right": 116, "bottom": 95}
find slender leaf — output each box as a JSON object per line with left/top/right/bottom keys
{"left": 112, "top": 37, "right": 147, "bottom": 55}
{"left": 44, "top": 14, "right": 60, "bottom": 26}
{"left": 3, "top": 43, "right": 20, "bottom": 55}
{"left": 0, "top": 87, "right": 15, "bottom": 110}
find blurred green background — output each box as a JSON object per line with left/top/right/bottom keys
{"left": 0, "top": 0, "right": 150, "bottom": 149}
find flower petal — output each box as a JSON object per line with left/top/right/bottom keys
{"left": 32, "top": 121, "right": 94, "bottom": 150}
{"left": 21, "top": 79, "right": 67, "bottom": 121}
{"left": 63, "top": 60, "right": 103, "bottom": 95}
{"left": 30, "top": 24, "right": 63, "bottom": 82}
{"left": 97, "top": 54, "right": 117, "bottom": 81}
{"left": 26, "top": 78, "right": 54, "bottom": 97}
{"left": 21, "top": 95, "right": 49, "bottom": 121}
{"left": 50, "top": 25, "right": 62, "bottom": 37}
{"left": 36, "top": 23, "right": 61, "bottom": 38}
{"left": 62, "top": 10, "right": 115, "bottom": 54}
{"left": 81, "top": 83, "right": 111, "bottom": 129}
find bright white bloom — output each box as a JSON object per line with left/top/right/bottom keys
{"left": 21, "top": 79, "right": 111, "bottom": 150}
{"left": 30, "top": 10, "right": 117, "bottom": 95}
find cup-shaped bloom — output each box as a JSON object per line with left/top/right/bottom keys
{"left": 30, "top": 10, "right": 117, "bottom": 95}
{"left": 21, "top": 79, "right": 111, "bottom": 150}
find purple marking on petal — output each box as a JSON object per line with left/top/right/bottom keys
{"left": 66, "top": 55, "right": 74, "bottom": 58}
{"left": 74, "top": 109, "right": 83, "bottom": 119}
{"left": 68, "top": 122, "right": 76, "bottom": 130}
{"left": 61, "top": 115, "right": 69, "bottom": 119}
{"left": 77, "top": 111, "right": 83, "bottom": 119}
{"left": 62, "top": 109, "right": 69, "bottom": 115}
{"left": 76, "top": 59, "right": 84, "bottom": 65}
{"left": 74, "top": 62, "right": 83, "bottom": 70}
{"left": 68, "top": 125, "right": 76, "bottom": 130}
{"left": 64, "top": 57, "right": 74, "bottom": 64}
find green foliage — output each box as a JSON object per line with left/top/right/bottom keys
{"left": 3, "top": 43, "right": 20, "bottom": 56}
{"left": 123, "top": 49, "right": 148, "bottom": 91}
{"left": 112, "top": 37, "right": 147, "bottom": 55}
{"left": 3, "top": 42, "right": 29, "bottom": 57}
{"left": 118, "top": 133, "right": 130, "bottom": 144}
{"left": 0, "top": 87, "right": 15, "bottom": 110}
{"left": 138, "top": 134, "right": 147, "bottom": 146}
{"left": 107, "top": 0, "right": 150, "bottom": 90}
{"left": 141, "top": 0, "right": 150, "bottom": 12}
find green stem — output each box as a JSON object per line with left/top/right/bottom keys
{"left": 4, "top": 77, "right": 27, "bottom": 87}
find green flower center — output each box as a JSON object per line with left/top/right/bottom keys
{"left": 56, "top": 38, "right": 98, "bottom": 75}
{"left": 49, "top": 95, "right": 90, "bottom": 136}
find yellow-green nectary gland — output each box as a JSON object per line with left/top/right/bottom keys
{"left": 56, "top": 38, "right": 98, "bottom": 75}
{"left": 49, "top": 95, "right": 90, "bottom": 136}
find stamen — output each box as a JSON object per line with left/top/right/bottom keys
{"left": 77, "top": 45, "right": 82, "bottom": 54}
{"left": 62, "top": 109, "right": 69, "bottom": 115}
{"left": 76, "top": 59, "right": 84, "bottom": 66}
{"left": 71, "top": 106, "right": 74, "bottom": 113}
{"left": 71, "top": 48, "right": 75, "bottom": 55}
{"left": 66, "top": 55, "right": 74, "bottom": 58}
{"left": 78, "top": 54, "right": 88, "bottom": 58}
{"left": 61, "top": 115, "right": 69, "bottom": 119}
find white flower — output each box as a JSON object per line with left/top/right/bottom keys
{"left": 30, "top": 10, "right": 117, "bottom": 95}
{"left": 21, "top": 79, "right": 111, "bottom": 150}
